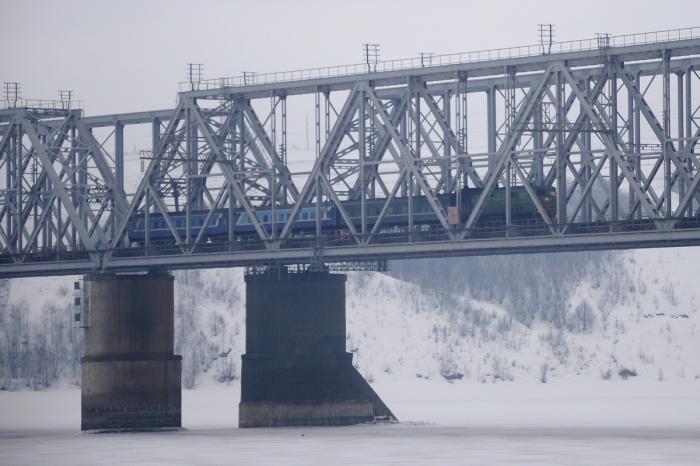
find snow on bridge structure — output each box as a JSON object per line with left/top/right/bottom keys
{"left": 2, "top": 26, "right": 700, "bottom": 431}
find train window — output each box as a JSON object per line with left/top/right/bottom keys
{"left": 262, "top": 214, "right": 269, "bottom": 223}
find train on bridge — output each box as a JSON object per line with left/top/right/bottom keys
{"left": 128, "top": 186, "right": 557, "bottom": 243}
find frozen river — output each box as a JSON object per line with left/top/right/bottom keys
{"left": 1, "top": 379, "right": 699, "bottom": 465}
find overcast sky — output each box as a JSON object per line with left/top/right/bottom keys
{"left": 1, "top": 0, "right": 697, "bottom": 116}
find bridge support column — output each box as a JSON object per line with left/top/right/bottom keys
{"left": 80, "top": 273, "right": 181, "bottom": 431}
{"left": 239, "top": 268, "right": 395, "bottom": 428}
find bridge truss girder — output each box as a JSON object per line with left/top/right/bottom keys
{"left": 2, "top": 38, "right": 700, "bottom": 277}
{"left": 0, "top": 109, "right": 127, "bottom": 264}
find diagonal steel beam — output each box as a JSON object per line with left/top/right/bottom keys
{"left": 420, "top": 89, "right": 483, "bottom": 189}
{"left": 108, "top": 101, "right": 187, "bottom": 250}
{"left": 562, "top": 154, "right": 609, "bottom": 233}
{"left": 542, "top": 75, "right": 608, "bottom": 186}
{"left": 349, "top": 96, "right": 406, "bottom": 199}
{"left": 276, "top": 85, "right": 361, "bottom": 243}
{"left": 616, "top": 63, "right": 700, "bottom": 210}
{"left": 24, "top": 117, "right": 97, "bottom": 251}
{"left": 461, "top": 65, "right": 555, "bottom": 235}
{"left": 363, "top": 83, "right": 456, "bottom": 239}
{"left": 240, "top": 99, "right": 300, "bottom": 201}
{"left": 511, "top": 160, "right": 556, "bottom": 234}
{"left": 557, "top": 63, "right": 663, "bottom": 224}
{"left": 188, "top": 99, "right": 271, "bottom": 244}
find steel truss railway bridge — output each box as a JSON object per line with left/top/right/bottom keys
{"left": 2, "top": 27, "right": 700, "bottom": 279}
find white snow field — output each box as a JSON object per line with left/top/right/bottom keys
{"left": 2, "top": 246, "right": 700, "bottom": 464}
{"left": 1, "top": 378, "right": 699, "bottom": 465}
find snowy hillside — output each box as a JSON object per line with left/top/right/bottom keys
{"left": 0, "top": 247, "right": 699, "bottom": 390}
{"left": 365, "top": 249, "right": 699, "bottom": 385}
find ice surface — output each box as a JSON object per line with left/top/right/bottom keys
{"left": 1, "top": 378, "right": 699, "bottom": 465}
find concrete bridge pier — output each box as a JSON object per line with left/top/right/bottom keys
{"left": 80, "top": 272, "right": 181, "bottom": 431}
{"left": 239, "top": 267, "right": 395, "bottom": 428}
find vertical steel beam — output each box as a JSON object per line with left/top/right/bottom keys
{"left": 151, "top": 117, "right": 161, "bottom": 183}
{"left": 237, "top": 101, "right": 245, "bottom": 174}
{"left": 314, "top": 89, "right": 322, "bottom": 238}
{"left": 486, "top": 86, "right": 497, "bottom": 174}
{"left": 456, "top": 73, "right": 468, "bottom": 190}
{"left": 556, "top": 69, "right": 567, "bottom": 227}
{"left": 580, "top": 80, "right": 593, "bottom": 223}
{"left": 152, "top": 118, "right": 161, "bottom": 153}
{"left": 15, "top": 123, "right": 23, "bottom": 253}
{"left": 184, "top": 108, "right": 192, "bottom": 242}
{"left": 627, "top": 74, "right": 635, "bottom": 219}
{"left": 281, "top": 95, "right": 288, "bottom": 204}
{"left": 581, "top": 131, "right": 592, "bottom": 222}
{"left": 324, "top": 89, "right": 331, "bottom": 141}
{"left": 677, "top": 71, "right": 686, "bottom": 207}
{"left": 270, "top": 96, "right": 276, "bottom": 152}
{"left": 662, "top": 49, "right": 673, "bottom": 217}
{"left": 413, "top": 78, "right": 422, "bottom": 197}
{"left": 69, "top": 125, "right": 78, "bottom": 251}
{"left": 6, "top": 128, "right": 15, "bottom": 247}
{"left": 406, "top": 80, "right": 414, "bottom": 231}
{"left": 115, "top": 121, "right": 124, "bottom": 194}
{"left": 685, "top": 68, "right": 694, "bottom": 215}
{"left": 399, "top": 96, "right": 408, "bottom": 198}
{"left": 609, "top": 66, "right": 619, "bottom": 224}
{"left": 442, "top": 91, "right": 452, "bottom": 191}
{"left": 359, "top": 88, "right": 367, "bottom": 237}
{"left": 368, "top": 96, "right": 376, "bottom": 198}
{"left": 533, "top": 94, "right": 544, "bottom": 187}
{"left": 633, "top": 72, "right": 642, "bottom": 219}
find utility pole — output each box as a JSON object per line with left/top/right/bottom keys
{"left": 538, "top": 24, "right": 555, "bottom": 55}
{"left": 362, "top": 43, "right": 380, "bottom": 73}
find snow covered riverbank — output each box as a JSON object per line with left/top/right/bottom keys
{"left": 1, "top": 378, "right": 699, "bottom": 465}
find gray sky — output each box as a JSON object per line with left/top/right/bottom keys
{"left": 1, "top": 0, "right": 697, "bottom": 116}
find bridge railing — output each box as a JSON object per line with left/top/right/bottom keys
{"left": 179, "top": 26, "right": 700, "bottom": 92}
{"left": 0, "top": 99, "right": 82, "bottom": 111}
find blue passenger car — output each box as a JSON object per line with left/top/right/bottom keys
{"left": 234, "top": 205, "right": 336, "bottom": 234}
{"left": 128, "top": 205, "right": 337, "bottom": 242}
{"left": 128, "top": 210, "right": 228, "bottom": 242}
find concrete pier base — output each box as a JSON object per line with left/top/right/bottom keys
{"left": 81, "top": 273, "right": 181, "bottom": 431}
{"left": 239, "top": 268, "right": 395, "bottom": 428}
